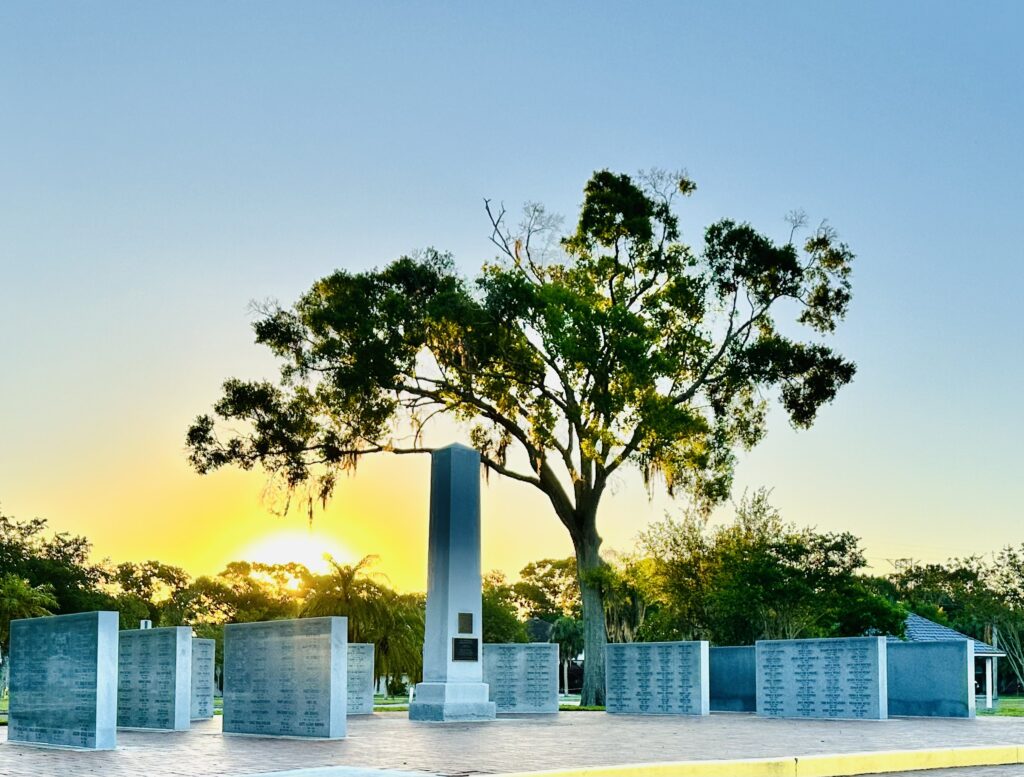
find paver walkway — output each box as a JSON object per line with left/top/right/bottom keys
{"left": 2, "top": 713, "right": 1024, "bottom": 776}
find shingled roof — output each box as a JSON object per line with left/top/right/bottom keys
{"left": 888, "top": 612, "right": 1005, "bottom": 657}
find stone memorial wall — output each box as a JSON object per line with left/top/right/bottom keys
{"left": 347, "top": 643, "right": 375, "bottom": 715}
{"left": 482, "top": 643, "right": 559, "bottom": 713}
{"left": 756, "top": 637, "right": 887, "bottom": 720}
{"left": 118, "top": 626, "right": 192, "bottom": 730}
{"left": 191, "top": 638, "right": 216, "bottom": 720}
{"left": 8, "top": 611, "right": 119, "bottom": 749}
{"left": 223, "top": 616, "right": 347, "bottom": 738}
{"left": 605, "top": 641, "right": 709, "bottom": 715}
{"left": 709, "top": 646, "right": 756, "bottom": 712}
{"left": 887, "top": 640, "right": 974, "bottom": 718}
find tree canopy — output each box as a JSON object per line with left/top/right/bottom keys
{"left": 186, "top": 167, "right": 857, "bottom": 703}
{"left": 513, "top": 557, "right": 581, "bottom": 622}
{"left": 639, "top": 491, "right": 906, "bottom": 644}
{"left": 482, "top": 572, "right": 529, "bottom": 644}
{"left": 0, "top": 511, "right": 114, "bottom": 615}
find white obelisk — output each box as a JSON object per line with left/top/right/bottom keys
{"left": 409, "top": 444, "right": 496, "bottom": 721}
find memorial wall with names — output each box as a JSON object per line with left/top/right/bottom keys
{"left": 7, "top": 611, "right": 119, "bottom": 749}
{"left": 482, "top": 643, "right": 559, "bottom": 713}
{"left": 605, "top": 641, "right": 710, "bottom": 715}
{"left": 191, "top": 638, "right": 216, "bottom": 720}
{"left": 756, "top": 636, "right": 887, "bottom": 720}
{"left": 223, "top": 616, "right": 347, "bottom": 738}
{"left": 347, "top": 643, "right": 375, "bottom": 715}
{"left": 117, "top": 627, "right": 192, "bottom": 730}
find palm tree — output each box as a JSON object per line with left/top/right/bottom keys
{"left": 371, "top": 589, "right": 424, "bottom": 690}
{"left": 301, "top": 557, "right": 424, "bottom": 689}
{"left": 301, "top": 557, "right": 390, "bottom": 639}
{"left": 0, "top": 574, "right": 58, "bottom": 697}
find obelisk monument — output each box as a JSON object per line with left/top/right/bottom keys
{"left": 409, "top": 444, "right": 496, "bottom": 721}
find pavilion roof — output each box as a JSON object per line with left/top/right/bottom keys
{"left": 888, "top": 612, "right": 1005, "bottom": 657}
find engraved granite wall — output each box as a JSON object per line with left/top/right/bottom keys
{"left": 347, "top": 643, "right": 375, "bottom": 715}
{"left": 8, "top": 611, "right": 119, "bottom": 749}
{"left": 482, "top": 643, "right": 559, "bottom": 713}
{"left": 223, "top": 616, "right": 347, "bottom": 738}
{"left": 118, "top": 626, "right": 191, "bottom": 730}
{"left": 887, "top": 640, "right": 974, "bottom": 718}
{"left": 709, "top": 646, "right": 756, "bottom": 712}
{"left": 755, "top": 637, "right": 887, "bottom": 720}
{"left": 605, "top": 641, "right": 709, "bottom": 715}
{"left": 191, "top": 638, "right": 216, "bottom": 720}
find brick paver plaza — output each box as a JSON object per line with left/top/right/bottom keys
{"left": 2, "top": 712, "right": 1024, "bottom": 777}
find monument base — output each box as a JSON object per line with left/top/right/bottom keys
{"left": 409, "top": 682, "right": 497, "bottom": 722}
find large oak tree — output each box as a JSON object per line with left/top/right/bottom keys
{"left": 186, "top": 169, "right": 856, "bottom": 704}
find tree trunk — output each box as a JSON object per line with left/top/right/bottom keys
{"left": 573, "top": 523, "right": 606, "bottom": 706}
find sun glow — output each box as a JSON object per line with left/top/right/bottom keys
{"left": 238, "top": 529, "right": 351, "bottom": 575}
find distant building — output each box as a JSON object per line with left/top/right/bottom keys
{"left": 889, "top": 612, "right": 1005, "bottom": 709}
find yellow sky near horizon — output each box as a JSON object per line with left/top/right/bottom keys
{"left": 2, "top": 437, "right": 683, "bottom": 592}
{"left": 1, "top": 391, "right": 1007, "bottom": 593}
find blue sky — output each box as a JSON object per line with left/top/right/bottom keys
{"left": 1, "top": 2, "right": 1021, "bottom": 583}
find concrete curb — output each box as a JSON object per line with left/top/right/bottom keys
{"left": 500, "top": 744, "right": 1024, "bottom": 777}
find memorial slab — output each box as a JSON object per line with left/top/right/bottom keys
{"left": 710, "top": 645, "right": 756, "bottom": 712}
{"left": 347, "top": 643, "right": 375, "bottom": 715}
{"left": 118, "top": 626, "right": 192, "bottom": 730}
{"left": 8, "top": 610, "right": 118, "bottom": 750}
{"left": 409, "top": 444, "right": 496, "bottom": 721}
{"left": 482, "top": 643, "right": 559, "bottom": 713}
{"left": 605, "top": 641, "right": 709, "bottom": 715}
{"left": 191, "top": 638, "right": 216, "bottom": 720}
{"left": 887, "top": 639, "right": 975, "bottom": 718}
{"left": 223, "top": 616, "right": 347, "bottom": 738}
{"left": 756, "top": 636, "right": 887, "bottom": 720}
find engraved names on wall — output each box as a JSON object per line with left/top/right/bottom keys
{"left": 7, "top": 611, "right": 119, "bottom": 749}
{"left": 191, "top": 638, "right": 216, "bottom": 720}
{"left": 755, "top": 637, "right": 887, "bottom": 720}
{"left": 117, "top": 626, "right": 191, "bottom": 730}
{"left": 482, "top": 643, "right": 558, "bottom": 713}
{"left": 605, "top": 641, "right": 709, "bottom": 715}
{"left": 347, "top": 643, "right": 374, "bottom": 715}
{"left": 222, "top": 616, "right": 347, "bottom": 738}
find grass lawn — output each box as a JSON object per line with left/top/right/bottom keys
{"left": 374, "top": 695, "right": 411, "bottom": 705}
{"left": 979, "top": 696, "right": 1024, "bottom": 716}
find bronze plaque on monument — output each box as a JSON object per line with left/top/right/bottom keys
{"left": 452, "top": 637, "right": 479, "bottom": 662}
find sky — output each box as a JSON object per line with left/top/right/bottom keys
{"left": 1, "top": 2, "right": 1022, "bottom": 591}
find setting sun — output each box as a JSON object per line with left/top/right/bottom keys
{"left": 237, "top": 530, "right": 352, "bottom": 575}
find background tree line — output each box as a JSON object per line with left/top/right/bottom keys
{"left": 4, "top": 495, "right": 1024, "bottom": 698}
